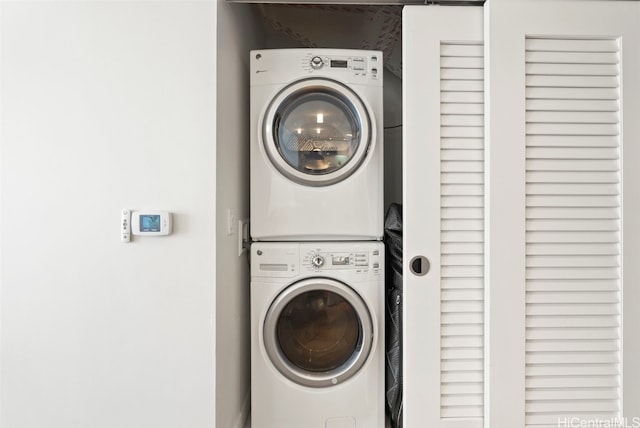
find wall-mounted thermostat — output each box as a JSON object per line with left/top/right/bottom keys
{"left": 131, "top": 211, "right": 172, "bottom": 236}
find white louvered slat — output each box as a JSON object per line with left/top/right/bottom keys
{"left": 440, "top": 41, "right": 484, "bottom": 420}
{"left": 440, "top": 56, "right": 483, "bottom": 70}
{"left": 527, "top": 207, "right": 620, "bottom": 220}
{"left": 441, "top": 80, "right": 484, "bottom": 93}
{"left": 526, "top": 123, "right": 618, "bottom": 136}
{"left": 442, "top": 383, "right": 484, "bottom": 396}
{"left": 526, "top": 86, "right": 617, "bottom": 100}
{"left": 441, "top": 114, "right": 484, "bottom": 127}
{"left": 526, "top": 279, "right": 619, "bottom": 292}
{"left": 526, "top": 231, "right": 619, "bottom": 243}
{"left": 440, "top": 207, "right": 484, "bottom": 220}
{"left": 441, "top": 68, "right": 483, "bottom": 81}
{"left": 527, "top": 148, "right": 619, "bottom": 160}
{"left": 527, "top": 303, "right": 619, "bottom": 317}
{"left": 525, "top": 75, "right": 618, "bottom": 88}
{"left": 526, "top": 159, "right": 619, "bottom": 172}
{"left": 527, "top": 376, "right": 619, "bottom": 389}
{"left": 441, "top": 161, "right": 484, "bottom": 173}
{"left": 441, "top": 91, "right": 484, "bottom": 104}
{"left": 442, "top": 335, "right": 484, "bottom": 348}
{"left": 527, "top": 315, "right": 619, "bottom": 328}
{"left": 526, "top": 111, "right": 619, "bottom": 124}
{"left": 441, "top": 230, "right": 483, "bottom": 243}
{"left": 441, "top": 138, "right": 484, "bottom": 150}
{"left": 441, "top": 43, "right": 483, "bottom": 57}
{"left": 527, "top": 388, "right": 619, "bottom": 401}
{"left": 525, "top": 339, "right": 619, "bottom": 353}
{"left": 526, "top": 171, "right": 620, "bottom": 183}
{"left": 441, "top": 103, "right": 484, "bottom": 116}
{"left": 525, "top": 219, "right": 619, "bottom": 231}
{"left": 524, "top": 37, "right": 621, "bottom": 427}
{"left": 531, "top": 361, "right": 620, "bottom": 375}
{"left": 441, "top": 277, "right": 484, "bottom": 289}
{"left": 525, "top": 38, "right": 619, "bottom": 52}
{"left": 526, "top": 63, "right": 619, "bottom": 76}
{"left": 526, "top": 135, "right": 619, "bottom": 148}
{"left": 525, "top": 50, "right": 618, "bottom": 64}
{"left": 441, "top": 149, "right": 484, "bottom": 161}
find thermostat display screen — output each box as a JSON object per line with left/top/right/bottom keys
{"left": 140, "top": 214, "right": 161, "bottom": 232}
{"left": 130, "top": 210, "right": 171, "bottom": 236}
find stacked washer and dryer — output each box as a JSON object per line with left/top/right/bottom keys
{"left": 250, "top": 49, "right": 385, "bottom": 428}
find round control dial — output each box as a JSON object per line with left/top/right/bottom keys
{"left": 310, "top": 56, "right": 324, "bottom": 70}
{"left": 311, "top": 255, "right": 325, "bottom": 268}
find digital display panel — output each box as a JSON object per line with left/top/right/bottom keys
{"left": 330, "top": 60, "right": 348, "bottom": 68}
{"left": 332, "top": 256, "right": 350, "bottom": 265}
{"left": 140, "top": 214, "right": 161, "bottom": 232}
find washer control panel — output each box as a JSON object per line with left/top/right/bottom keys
{"left": 303, "top": 247, "right": 381, "bottom": 273}
{"left": 252, "top": 242, "right": 383, "bottom": 278}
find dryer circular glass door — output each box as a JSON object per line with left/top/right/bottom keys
{"left": 262, "top": 78, "right": 372, "bottom": 186}
{"left": 263, "top": 278, "right": 374, "bottom": 387}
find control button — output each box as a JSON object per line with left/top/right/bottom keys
{"left": 310, "top": 56, "right": 324, "bottom": 69}
{"left": 373, "top": 250, "right": 379, "bottom": 256}
{"left": 352, "top": 57, "right": 365, "bottom": 71}
{"left": 121, "top": 208, "right": 131, "bottom": 243}
{"left": 355, "top": 253, "right": 368, "bottom": 263}
{"left": 311, "top": 255, "right": 325, "bottom": 268}
{"left": 373, "top": 262, "right": 380, "bottom": 269}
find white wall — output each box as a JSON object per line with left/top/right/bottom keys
{"left": 0, "top": 2, "right": 217, "bottom": 427}
{"left": 215, "top": 2, "right": 261, "bottom": 428}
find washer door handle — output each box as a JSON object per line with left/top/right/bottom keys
{"left": 409, "top": 255, "right": 430, "bottom": 276}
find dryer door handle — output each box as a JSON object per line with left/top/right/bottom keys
{"left": 409, "top": 255, "right": 430, "bottom": 277}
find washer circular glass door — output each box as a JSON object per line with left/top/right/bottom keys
{"left": 262, "top": 78, "right": 372, "bottom": 186}
{"left": 263, "top": 278, "right": 374, "bottom": 387}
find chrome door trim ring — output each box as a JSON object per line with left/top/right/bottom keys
{"left": 263, "top": 277, "right": 374, "bottom": 388}
{"left": 261, "top": 78, "right": 372, "bottom": 187}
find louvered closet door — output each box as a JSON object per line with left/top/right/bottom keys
{"left": 525, "top": 37, "right": 622, "bottom": 427}
{"left": 487, "top": 1, "right": 640, "bottom": 427}
{"left": 403, "top": 7, "right": 484, "bottom": 427}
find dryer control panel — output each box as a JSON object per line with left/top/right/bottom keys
{"left": 302, "top": 53, "right": 380, "bottom": 80}
{"left": 251, "top": 48, "right": 383, "bottom": 86}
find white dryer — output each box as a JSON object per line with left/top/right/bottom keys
{"left": 250, "top": 49, "right": 384, "bottom": 241}
{"left": 251, "top": 242, "right": 385, "bottom": 428}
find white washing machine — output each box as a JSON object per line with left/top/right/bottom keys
{"left": 250, "top": 49, "right": 384, "bottom": 241}
{"left": 251, "top": 242, "right": 385, "bottom": 428}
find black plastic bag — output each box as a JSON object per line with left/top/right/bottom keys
{"left": 384, "top": 203, "right": 403, "bottom": 428}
